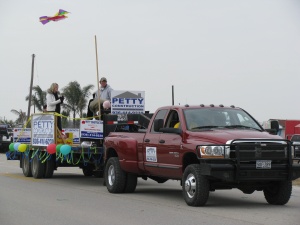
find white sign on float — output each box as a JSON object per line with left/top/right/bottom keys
{"left": 13, "top": 128, "right": 31, "bottom": 143}
{"left": 111, "top": 90, "right": 145, "bottom": 115}
{"left": 80, "top": 120, "right": 103, "bottom": 139}
{"left": 31, "top": 114, "right": 55, "bottom": 146}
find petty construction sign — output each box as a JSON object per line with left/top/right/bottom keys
{"left": 31, "top": 114, "right": 55, "bottom": 146}
{"left": 111, "top": 90, "right": 145, "bottom": 114}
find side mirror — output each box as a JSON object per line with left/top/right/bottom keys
{"left": 154, "top": 119, "right": 164, "bottom": 132}
{"left": 265, "top": 120, "right": 279, "bottom": 135}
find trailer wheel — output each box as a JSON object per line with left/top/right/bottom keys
{"left": 31, "top": 153, "right": 45, "bottom": 179}
{"left": 263, "top": 181, "right": 292, "bottom": 205}
{"left": 182, "top": 164, "right": 209, "bottom": 206}
{"left": 82, "top": 167, "right": 94, "bottom": 176}
{"left": 44, "top": 157, "right": 55, "bottom": 178}
{"left": 124, "top": 173, "right": 137, "bottom": 193}
{"left": 105, "top": 157, "right": 126, "bottom": 193}
{"left": 93, "top": 170, "right": 104, "bottom": 178}
{"left": 22, "top": 153, "right": 32, "bottom": 177}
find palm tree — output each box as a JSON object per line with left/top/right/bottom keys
{"left": 10, "top": 109, "right": 27, "bottom": 126}
{"left": 61, "top": 81, "right": 94, "bottom": 127}
{"left": 0, "top": 119, "right": 15, "bottom": 128}
{"left": 25, "top": 85, "right": 47, "bottom": 113}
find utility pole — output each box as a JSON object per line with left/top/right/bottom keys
{"left": 27, "top": 54, "right": 35, "bottom": 127}
{"left": 172, "top": 85, "right": 174, "bottom": 105}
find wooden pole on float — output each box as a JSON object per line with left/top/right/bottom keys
{"left": 94, "top": 35, "right": 101, "bottom": 117}
{"left": 27, "top": 54, "right": 35, "bottom": 127}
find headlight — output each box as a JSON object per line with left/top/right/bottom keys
{"left": 199, "top": 145, "right": 226, "bottom": 158}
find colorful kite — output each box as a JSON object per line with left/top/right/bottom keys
{"left": 39, "top": 9, "right": 70, "bottom": 25}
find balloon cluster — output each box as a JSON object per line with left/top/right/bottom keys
{"left": 46, "top": 143, "right": 71, "bottom": 155}
{"left": 9, "top": 143, "right": 27, "bottom": 152}
{"left": 9, "top": 143, "right": 72, "bottom": 156}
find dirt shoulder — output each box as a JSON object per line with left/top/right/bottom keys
{"left": 293, "top": 178, "right": 300, "bottom": 186}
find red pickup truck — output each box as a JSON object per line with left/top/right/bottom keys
{"left": 103, "top": 104, "right": 300, "bottom": 206}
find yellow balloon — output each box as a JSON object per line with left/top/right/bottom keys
{"left": 18, "top": 144, "right": 27, "bottom": 152}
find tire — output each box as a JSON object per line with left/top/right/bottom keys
{"left": 105, "top": 157, "right": 126, "bottom": 193}
{"left": 124, "top": 173, "right": 137, "bottom": 193}
{"left": 22, "top": 152, "right": 32, "bottom": 177}
{"left": 44, "top": 156, "right": 55, "bottom": 178}
{"left": 263, "top": 181, "right": 292, "bottom": 205}
{"left": 182, "top": 164, "right": 210, "bottom": 206}
{"left": 82, "top": 166, "right": 94, "bottom": 176}
{"left": 31, "top": 153, "right": 45, "bottom": 179}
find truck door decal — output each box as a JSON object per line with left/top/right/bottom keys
{"left": 146, "top": 146, "right": 157, "bottom": 162}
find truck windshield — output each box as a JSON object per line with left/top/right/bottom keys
{"left": 183, "top": 108, "right": 262, "bottom": 131}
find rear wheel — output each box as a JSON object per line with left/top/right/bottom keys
{"left": 22, "top": 152, "right": 32, "bottom": 177}
{"left": 263, "top": 181, "right": 292, "bottom": 205}
{"left": 124, "top": 173, "right": 137, "bottom": 193}
{"left": 31, "top": 153, "right": 45, "bottom": 179}
{"left": 44, "top": 156, "right": 55, "bottom": 178}
{"left": 182, "top": 164, "right": 210, "bottom": 206}
{"left": 105, "top": 157, "right": 126, "bottom": 193}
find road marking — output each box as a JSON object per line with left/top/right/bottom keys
{"left": 0, "top": 173, "right": 44, "bottom": 182}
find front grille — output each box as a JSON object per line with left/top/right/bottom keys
{"left": 230, "top": 141, "right": 288, "bottom": 161}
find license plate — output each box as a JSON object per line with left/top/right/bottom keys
{"left": 256, "top": 160, "right": 271, "bottom": 169}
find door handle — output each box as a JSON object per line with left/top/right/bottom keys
{"left": 144, "top": 139, "right": 150, "bottom": 143}
{"left": 159, "top": 140, "right": 165, "bottom": 144}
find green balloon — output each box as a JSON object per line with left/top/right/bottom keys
{"left": 56, "top": 144, "right": 63, "bottom": 153}
{"left": 9, "top": 143, "right": 15, "bottom": 152}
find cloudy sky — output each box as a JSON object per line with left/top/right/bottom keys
{"left": 1, "top": 0, "right": 300, "bottom": 123}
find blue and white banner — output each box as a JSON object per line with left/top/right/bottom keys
{"left": 111, "top": 90, "right": 145, "bottom": 115}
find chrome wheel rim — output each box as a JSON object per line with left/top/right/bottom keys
{"left": 108, "top": 164, "right": 115, "bottom": 186}
{"left": 184, "top": 173, "right": 196, "bottom": 198}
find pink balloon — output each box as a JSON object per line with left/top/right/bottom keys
{"left": 47, "top": 143, "right": 57, "bottom": 154}
{"left": 103, "top": 100, "right": 111, "bottom": 109}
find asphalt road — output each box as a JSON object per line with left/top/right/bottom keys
{"left": 1, "top": 153, "right": 300, "bottom": 225}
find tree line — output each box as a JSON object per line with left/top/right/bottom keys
{"left": 0, "top": 81, "right": 94, "bottom": 128}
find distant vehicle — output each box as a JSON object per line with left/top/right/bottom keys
{"left": 0, "top": 124, "right": 12, "bottom": 152}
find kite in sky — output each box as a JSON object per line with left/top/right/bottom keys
{"left": 39, "top": 9, "right": 70, "bottom": 25}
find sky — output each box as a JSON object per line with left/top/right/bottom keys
{"left": 1, "top": 0, "right": 300, "bottom": 123}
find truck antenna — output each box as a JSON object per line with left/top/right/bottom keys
{"left": 172, "top": 85, "right": 174, "bottom": 105}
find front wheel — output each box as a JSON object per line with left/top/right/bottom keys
{"left": 263, "top": 181, "right": 292, "bottom": 205}
{"left": 182, "top": 164, "right": 210, "bottom": 206}
{"left": 105, "top": 157, "right": 126, "bottom": 193}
